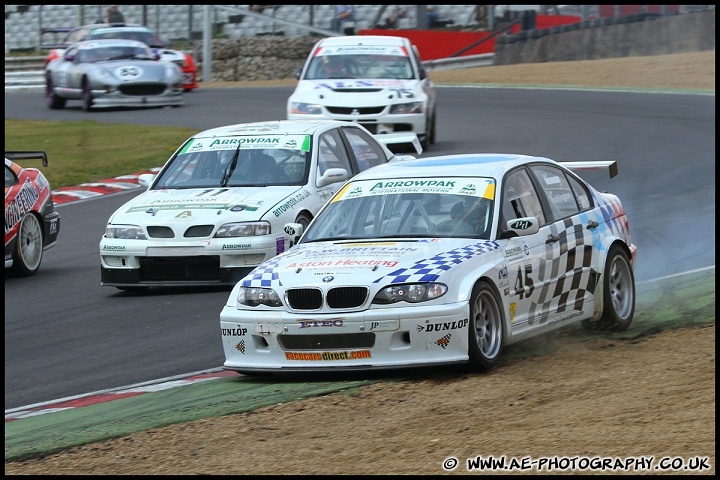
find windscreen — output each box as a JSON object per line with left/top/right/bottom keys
{"left": 152, "top": 134, "right": 312, "bottom": 189}
{"left": 303, "top": 177, "right": 496, "bottom": 241}
{"left": 305, "top": 45, "right": 415, "bottom": 80}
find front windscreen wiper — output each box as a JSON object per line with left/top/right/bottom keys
{"left": 220, "top": 144, "right": 242, "bottom": 187}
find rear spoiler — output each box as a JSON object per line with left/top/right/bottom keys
{"left": 373, "top": 133, "right": 423, "bottom": 155}
{"left": 560, "top": 161, "right": 618, "bottom": 178}
{"left": 5, "top": 151, "right": 49, "bottom": 167}
{"left": 40, "top": 27, "right": 73, "bottom": 50}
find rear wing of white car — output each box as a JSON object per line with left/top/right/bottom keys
{"left": 560, "top": 161, "right": 618, "bottom": 178}
{"left": 373, "top": 133, "right": 423, "bottom": 155}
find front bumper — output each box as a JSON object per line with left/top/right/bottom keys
{"left": 91, "top": 88, "right": 183, "bottom": 108}
{"left": 220, "top": 301, "right": 471, "bottom": 372}
{"left": 287, "top": 111, "right": 426, "bottom": 137}
{"left": 99, "top": 234, "right": 285, "bottom": 287}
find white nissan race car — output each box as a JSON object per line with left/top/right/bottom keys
{"left": 288, "top": 35, "right": 437, "bottom": 150}
{"left": 99, "top": 120, "right": 420, "bottom": 291}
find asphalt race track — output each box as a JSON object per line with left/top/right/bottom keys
{"left": 4, "top": 85, "right": 715, "bottom": 409}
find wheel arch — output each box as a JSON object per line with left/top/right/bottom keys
{"left": 460, "top": 271, "right": 509, "bottom": 344}
{"left": 592, "top": 239, "right": 634, "bottom": 320}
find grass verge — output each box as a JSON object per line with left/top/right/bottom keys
{"left": 4, "top": 119, "right": 198, "bottom": 189}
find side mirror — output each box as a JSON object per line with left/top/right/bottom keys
{"left": 137, "top": 173, "right": 156, "bottom": 189}
{"left": 295, "top": 67, "right": 302, "bottom": 80}
{"left": 64, "top": 53, "right": 75, "bottom": 62}
{"left": 317, "top": 168, "right": 348, "bottom": 188}
{"left": 505, "top": 216, "right": 539, "bottom": 237}
{"left": 283, "top": 222, "right": 304, "bottom": 248}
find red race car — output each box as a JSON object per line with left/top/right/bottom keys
{"left": 42, "top": 23, "right": 199, "bottom": 92}
{"left": 5, "top": 151, "right": 61, "bottom": 276}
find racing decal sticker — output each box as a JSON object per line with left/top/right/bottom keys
{"left": 435, "top": 333, "right": 451, "bottom": 349}
{"left": 284, "top": 350, "right": 372, "bottom": 361}
{"left": 221, "top": 243, "right": 251, "bottom": 250}
{"left": 272, "top": 189, "right": 311, "bottom": 217}
{"left": 316, "top": 45, "right": 408, "bottom": 56}
{"left": 313, "top": 79, "right": 410, "bottom": 90}
{"left": 365, "top": 319, "right": 400, "bottom": 332}
{"left": 297, "top": 318, "right": 345, "bottom": 328}
{"left": 115, "top": 65, "right": 142, "bottom": 79}
{"left": 180, "top": 135, "right": 311, "bottom": 154}
{"left": 592, "top": 193, "right": 632, "bottom": 246}
{"left": 235, "top": 340, "right": 245, "bottom": 354}
{"left": 4, "top": 178, "right": 41, "bottom": 235}
{"left": 333, "top": 178, "right": 495, "bottom": 202}
{"left": 286, "top": 258, "right": 399, "bottom": 269}
{"left": 417, "top": 319, "right": 468, "bottom": 332}
{"left": 497, "top": 265, "right": 509, "bottom": 287}
{"left": 523, "top": 216, "right": 600, "bottom": 326}
{"left": 127, "top": 196, "right": 262, "bottom": 213}
{"left": 222, "top": 327, "right": 248, "bottom": 336}
{"left": 504, "top": 243, "right": 529, "bottom": 261}
{"left": 372, "top": 241, "right": 500, "bottom": 284}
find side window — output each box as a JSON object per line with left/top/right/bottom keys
{"left": 317, "top": 129, "right": 352, "bottom": 182}
{"left": 5, "top": 164, "right": 18, "bottom": 188}
{"left": 64, "top": 46, "right": 79, "bottom": 61}
{"left": 568, "top": 174, "right": 592, "bottom": 211}
{"left": 410, "top": 45, "right": 423, "bottom": 79}
{"left": 530, "top": 164, "right": 581, "bottom": 220}
{"left": 343, "top": 127, "right": 387, "bottom": 172}
{"left": 501, "top": 168, "right": 546, "bottom": 227}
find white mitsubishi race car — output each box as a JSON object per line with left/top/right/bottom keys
{"left": 288, "top": 35, "right": 437, "bottom": 150}
{"left": 99, "top": 120, "right": 420, "bottom": 290}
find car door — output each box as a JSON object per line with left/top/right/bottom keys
{"left": 340, "top": 126, "right": 390, "bottom": 173}
{"left": 527, "top": 163, "right": 598, "bottom": 323}
{"left": 52, "top": 45, "right": 79, "bottom": 89}
{"left": 315, "top": 128, "right": 354, "bottom": 203}
{"left": 498, "top": 167, "right": 548, "bottom": 333}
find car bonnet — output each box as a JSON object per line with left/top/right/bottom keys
{"left": 109, "top": 186, "right": 302, "bottom": 223}
{"left": 291, "top": 79, "right": 420, "bottom": 107}
{"left": 240, "top": 238, "right": 501, "bottom": 289}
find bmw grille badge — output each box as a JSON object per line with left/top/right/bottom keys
{"left": 322, "top": 276, "right": 334, "bottom": 283}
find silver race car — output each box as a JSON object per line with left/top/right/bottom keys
{"left": 45, "top": 38, "right": 184, "bottom": 111}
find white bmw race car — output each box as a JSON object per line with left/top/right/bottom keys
{"left": 220, "top": 153, "right": 636, "bottom": 374}
{"left": 99, "top": 120, "right": 420, "bottom": 290}
{"left": 288, "top": 35, "right": 437, "bottom": 150}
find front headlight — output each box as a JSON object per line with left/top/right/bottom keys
{"left": 389, "top": 101, "right": 423, "bottom": 114}
{"left": 215, "top": 221, "right": 270, "bottom": 237}
{"left": 290, "top": 102, "right": 322, "bottom": 115}
{"left": 372, "top": 283, "right": 447, "bottom": 304}
{"left": 237, "top": 286, "right": 283, "bottom": 307}
{"left": 105, "top": 225, "right": 146, "bottom": 240}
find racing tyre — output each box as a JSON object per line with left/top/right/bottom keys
{"left": 581, "top": 245, "right": 635, "bottom": 332}
{"left": 295, "top": 212, "right": 312, "bottom": 231}
{"left": 81, "top": 80, "right": 94, "bottom": 111}
{"left": 428, "top": 109, "right": 436, "bottom": 146}
{"left": 467, "top": 281, "right": 504, "bottom": 371}
{"left": 9, "top": 213, "right": 44, "bottom": 277}
{"left": 46, "top": 77, "right": 66, "bottom": 110}
{"left": 420, "top": 110, "right": 436, "bottom": 150}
